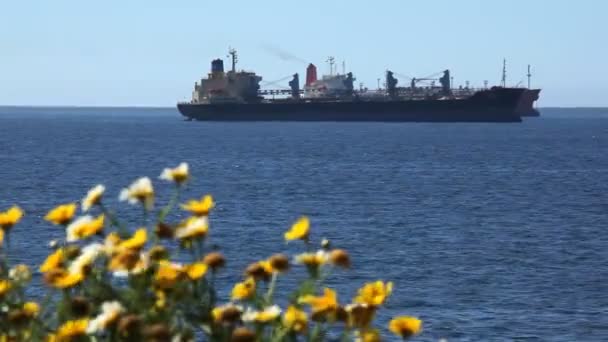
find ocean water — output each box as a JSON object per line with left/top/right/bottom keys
{"left": 0, "top": 107, "right": 607, "bottom": 341}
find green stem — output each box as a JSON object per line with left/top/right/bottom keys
{"left": 142, "top": 206, "right": 149, "bottom": 227}
{"left": 189, "top": 242, "right": 198, "bottom": 262}
{"left": 3, "top": 237, "right": 9, "bottom": 268}
{"left": 305, "top": 238, "right": 312, "bottom": 253}
{"left": 308, "top": 323, "right": 325, "bottom": 342}
{"left": 158, "top": 186, "right": 181, "bottom": 222}
{"left": 265, "top": 272, "right": 278, "bottom": 305}
{"left": 196, "top": 239, "right": 204, "bottom": 260}
{"left": 99, "top": 203, "right": 128, "bottom": 236}
{"left": 339, "top": 330, "right": 352, "bottom": 342}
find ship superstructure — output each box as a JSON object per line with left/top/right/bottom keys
{"left": 192, "top": 49, "right": 262, "bottom": 104}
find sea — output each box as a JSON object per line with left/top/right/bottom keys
{"left": 0, "top": 107, "right": 607, "bottom": 341}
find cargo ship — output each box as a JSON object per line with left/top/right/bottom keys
{"left": 177, "top": 49, "right": 531, "bottom": 123}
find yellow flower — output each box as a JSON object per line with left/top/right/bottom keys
{"left": 82, "top": 184, "right": 105, "bottom": 212}
{"left": 104, "top": 232, "right": 122, "bottom": 254}
{"left": 66, "top": 214, "right": 105, "bottom": 242}
{"left": 108, "top": 250, "right": 147, "bottom": 278}
{"left": 119, "top": 228, "right": 147, "bottom": 251}
{"left": 46, "top": 269, "right": 84, "bottom": 289}
{"left": 159, "top": 162, "right": 189, "bottom": 184}
{"left": 87, "top": 301, "right": 125, "bottom": 333}
{"left": 283, "top": 306, "right": 308, "bottom": 333}
{"left": 154, "top": 262, "right": 183, "bottom": 289}
{"left": 231, "top": 277, "right": 256, "bottom": 300}
{"left": 284, "top": 216, "right": 310, "bottom": 241}
{"left": 0, "top": 229, "right": 3, "bottom": 247}
{"left": 299, "top": 287, "right": 339, "bottom": 317}
{"left": 0, "top": 280, "right": 11, "bottom": 297}
{"left": 388, "top": 316, "right": 422, "bottom": 339}
{"left": 355, "top": 329, "right": 381, "bottom": 342}
{"left": 175, "top": 217, "right": 208, "bottom": 241}
{"left": 185, "top": 262, "right": 208, "bottom": 280}
{"left": 9, "top": 264, "right": 31, "bottom": 282}
{"left": 40, "top": 249, "right": 65, "bottom": 273}
{"left": 181, "top": 195, "right": 214, "bottom": 216}
{"left": 108, "top": 249, "right": 141, "bottom": 275}
{"left": 294, "top": 250, "right": 329, "bottom": 267}
{"left": 354, "top": 281, "right": 393, "bottom": 306}
{"left": 56, "top": 319, "right": 89, "bottom": 341}
{"left": 45, "top": 203, "right": 77, "bottom": 225}
{"left": 0, "top": 205, "right": 24, "bottom": 230}
{"left": 242, "top": 305, "right": 281, "bottom": 323}
{"left": 68, "top": 243, "right": 104, "bottom": 275}
{"left": 119, "top": 177, "right": 154, "bottom": 211}
{"left": 23, "top": 302, "right": 40, "bottom": 318}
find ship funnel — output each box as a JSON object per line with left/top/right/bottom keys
{"left": 306, "top": 63, "right": 317, "bottom": 86}
{"left": 211, "top": 59, "right": 224, "bottom": 73}
{"left": 439, "top": 70, "right": 451, "bottom": 95}
{"left": 289, "top": 73, "right": 300, "bottom": 99}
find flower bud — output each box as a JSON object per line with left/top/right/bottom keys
{"left": 155, "top": 222, "right": 174, "bottom": 239}
{"left": 143, "top": 323, "right": 171, "bottom": 341}
{"left": 329, "top": 249, "right": 351, "bottom": 268}
{"left": 148, "top": 245, "right": 169, "bottom": 261}
{"left": 70, "top": 296, "right": 91, "bottom": 317}
{"left": 268, "top": 254, "right": 290, "bottom": 273}
{"left": 118, "top": 314, "right": 142, "bottom": 337}
{"left": 64, "top": 245, "right": 81, "bottom": 260}
{"left": 245, "top": 262, "right": 271, "bottom": 281}
{"left": 202, "top": 252, "right": 226, "bottom": 270}
{"left": 8, "top": 310, "right": 30, "bottom": 326}
{"left": 218, "top": 307, "right": 242, "bottom": 323}
{"left": 231, "top": 327, "right": 256, "bottom": 342}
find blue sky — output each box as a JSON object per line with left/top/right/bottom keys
{"left": 1, "top": 0, "right": 606, "bottom": 107}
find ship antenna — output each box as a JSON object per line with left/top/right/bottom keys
{"left": 501, "top": 58, "right": 507, "bottom": 87}
{"left": 342, "top": 60, "right": 346, "bottom": 75}
{"left": 326, "top": 56, "right": 335, "bottom": 76}
{"left": 527, "top": 64, "right": 532, "bottom": 89}
{"left": 228, "top": 47, "right": 238, "bottom": 73}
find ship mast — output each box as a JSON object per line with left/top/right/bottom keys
{"left": 228, "top": 48, "right": 238, "bottom": 73}
{"left": 326, "top": 56, "right": 335, "bottom": 76}
{"left": 527, "top": 64, "right": 532, "bottom": 89}
{"left": 501, "top": 58, "right": 507, "bottom": 87}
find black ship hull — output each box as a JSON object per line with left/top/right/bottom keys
{"left": 517, "top": 89, "right": 541, "bottom": 117}
{"left": 178, "top": 88, "right": 525, "bottom": 123}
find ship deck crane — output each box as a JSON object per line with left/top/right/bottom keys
{"left": 392, "top": 71, "right": 445, "bottom": 88}
{"left": 261, "top": 75, "right": 293, "bottom": 89}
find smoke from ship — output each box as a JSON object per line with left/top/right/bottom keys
{"left": 260, "top": 44, "right": 308, "bottom": 64}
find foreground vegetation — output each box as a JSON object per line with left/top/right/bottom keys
{"left": 0, "top": 163, "right": 422, "bottom": 341}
